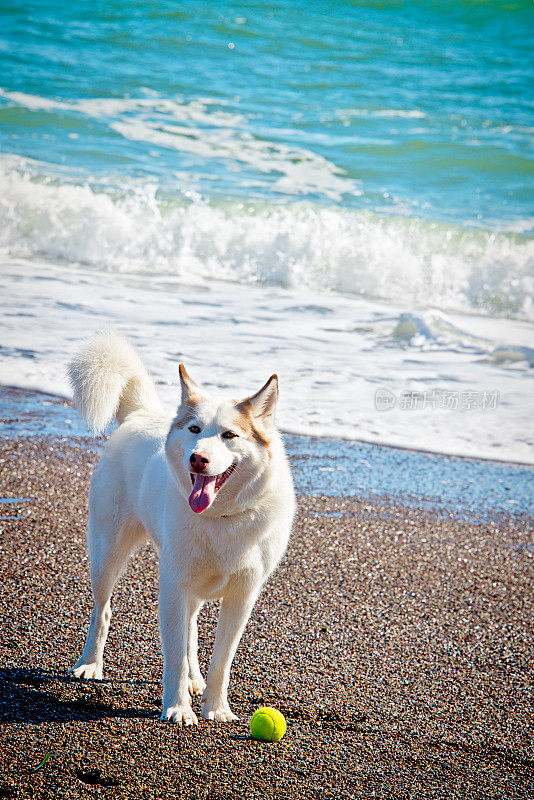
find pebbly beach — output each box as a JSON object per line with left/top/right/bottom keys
{"left": 0, "top": 388, "right": 532, "bottom": 799}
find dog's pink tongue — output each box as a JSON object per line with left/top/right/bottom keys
{"left": 189, "top": 474, "right": 217, "bottom": 514}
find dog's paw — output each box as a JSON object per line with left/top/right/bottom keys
{"left": 71, "top": 661, "right": 103, "bottom": 680}
{"left": 161, "top": 704, "right": 198, "bottom": 726}
{"left": 201, "top": 700, "right": 238, "bottom": 722}
{"left": 188, "top": 675, "right": 207, "bottom": 696}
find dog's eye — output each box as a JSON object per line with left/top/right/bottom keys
{"left": 188, "top": 425, "right": 201, "bottom": 434}
{"left": 221, "top": 430, "right": 238, "bottom": 440}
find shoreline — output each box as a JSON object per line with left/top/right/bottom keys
{"left": 1, "top": 384, "right": 533, "bottom": 520}
{"left": 2, "top": 255, "right": 533, "bottom": 466}
{"left": 0, "top": 436, "right": 533, "bottom": 798}
{"left": 3, "top": 381, "right": 534, "bottom": 469}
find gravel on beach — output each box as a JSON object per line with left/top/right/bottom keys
{"left": 0, "top": 438, "right": 533, "bottom": 799}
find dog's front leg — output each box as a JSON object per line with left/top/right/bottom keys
{"left": 187, "top": 599, "right": 206, "bottom": 696}
{"left": 159, "top": 571, "right": 198, "bottom": 725}
{"left": 202, "top": 584, "right": 260, "bottom": 722}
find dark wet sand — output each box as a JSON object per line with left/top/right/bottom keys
{"left": 0, "top": 438, "right": 533, "bottom": 799}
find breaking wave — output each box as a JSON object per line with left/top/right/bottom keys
{"left": 1, "top": 155, "right": 533, "bottom": 320}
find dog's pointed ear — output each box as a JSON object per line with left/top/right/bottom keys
{"left": 179, "top": 364, "right": 202, "bottom": 404}
{"left": 237, "top": 374, "right": 278, "bottom": 427}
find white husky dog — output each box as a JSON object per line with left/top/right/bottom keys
{"left": 68, "top": 330, "right": 295, "bottom": 725}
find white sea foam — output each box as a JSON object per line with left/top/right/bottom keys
{"left": 1, "top": 155, "right": 533, "bottom": 321}
{"left": 0, "top": 88, "right": 357, "bottom": 201}
{"left": 332, "top": 107, "right": 427, "bottom": 121}
{"left": 110, "top": 118, "right": 355, "bottom": 200}
{"left": 0, "top": 259, "right": 532, "bottom": 463}
{"left": 0, "top": 88, "right": 247, "bottom": 127}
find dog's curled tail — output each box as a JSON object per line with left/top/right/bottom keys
{"left": 68, "top": 329, "right": 163, "bottom": 433}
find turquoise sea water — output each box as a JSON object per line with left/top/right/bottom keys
{"left": 1, "top": 1, "right": 533, "bottom": 461}
{"left": 1, "top": 0, "right": 532, "bottom": 225}
{"left": 1, "top": 1, "right": 533, "bottom": 317}
{"left": 1, "top": 1, "right": 533, "bottom": 312}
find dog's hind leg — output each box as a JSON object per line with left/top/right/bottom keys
{"left": 72, "top": 516, "right": 145, "bottom": 680}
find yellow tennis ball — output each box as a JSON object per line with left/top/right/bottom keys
{"left": 250, "top": 707, "right": 286, "bottom": 742}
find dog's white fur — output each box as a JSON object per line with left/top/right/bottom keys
{"left": 68, "top": 330, "right": 295, "bottom": 725}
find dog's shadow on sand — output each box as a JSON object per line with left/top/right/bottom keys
{"left": 0, "top": 667, "right": 158, "bottom": 724}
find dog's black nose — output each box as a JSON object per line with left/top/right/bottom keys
{"left": 190, "top": 452, "right": 209, "bottom": 468}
